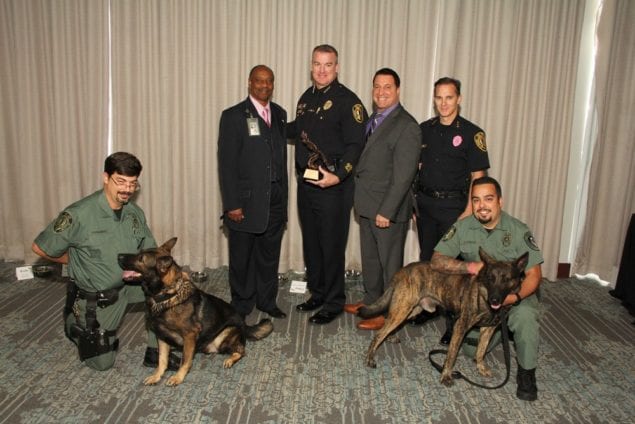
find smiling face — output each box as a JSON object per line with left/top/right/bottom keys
{"left": 248, "top": 66, "right": 274, "bottom": 106}
{"left": 471, "top": 183, "right": 503, "bottom": 229}
{"left": 103, "top": 172, "right": 139, "bottom": 209}
{"left": 433, "top": 83, "right": 461, "bottom": 124}
{"left": 311, "top": 51, "right": 339, "bottom": 89}
{"left": 372, "top": 74, "right": 400, "bottom": 113}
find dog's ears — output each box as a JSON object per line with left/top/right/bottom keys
{"left": 160, "top": 237, "right": 178, "bottom": 253}
{"left": 515, "top": 251, "right": 529, "bottom": 272}
{"left": 478, "top": 247, "right": 496, "bottom": 265}
{"left": 156, "top": 255, "right": 174, "bottom": 274}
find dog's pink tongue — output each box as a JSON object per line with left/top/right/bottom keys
{"left": 122, "top": 270, "right": 141, "bottom": 280}
{"left": 490, "top": 303, "right": 502, "bottom": 310}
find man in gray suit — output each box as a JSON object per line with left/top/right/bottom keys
{"left": 344, "top": 68, "right": 421, "bottom": 330}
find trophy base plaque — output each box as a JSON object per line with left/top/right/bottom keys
{"left": 303, "top": 168, "right": 321, "bottom": 181}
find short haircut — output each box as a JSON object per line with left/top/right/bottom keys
{"left": 312, "top": 44, "right": 339, "bottom": 62}
{"left": 373, "top": 68, "right": 400, "bottom": 88}
{"left": 434, "top": 77, "right": 461, "bottom": 96}
{"left": 472, "top": 176, "right": 502, "bottom": 198}
{"left": 249, "top": 64, "right": 274, "bottom": 80}
{"left": 104, "top": 152, "right": 142, "bottom": 177}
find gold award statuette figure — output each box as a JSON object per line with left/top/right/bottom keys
{"left": 300, "top": 131, "right": 331, "bottom": 181}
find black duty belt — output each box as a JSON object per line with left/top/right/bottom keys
{"left": 419, "top": 186, "right": 467, "bottom": 199}
{"left": 76, "top": 285, "right": 123, "bottom": 308}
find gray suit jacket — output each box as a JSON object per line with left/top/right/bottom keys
{"left": 354, "top": 104, "right": 421, "bottom": 223}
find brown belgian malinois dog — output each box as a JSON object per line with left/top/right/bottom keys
{"left": 358, "top": 247, "right": 528, "bottom": 386}
{"left": 118, "top": 238, "right": 273, "bottom": 386}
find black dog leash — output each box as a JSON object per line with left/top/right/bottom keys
{"left": 428, "top": 309, "right": 512, "bottom": 390}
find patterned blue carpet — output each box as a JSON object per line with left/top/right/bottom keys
{"left": 0, "top": 261, "right": 634, "bottom": 423}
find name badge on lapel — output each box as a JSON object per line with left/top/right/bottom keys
{"left": 247, "top": 118, "right": 260, "bottom": 136}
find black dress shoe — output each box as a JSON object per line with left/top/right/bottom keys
{"left": 408, "top": 310, "right": 437, "bottom": 326}
{"left": 143, "top": 347, "right": 181, "bottom": 371}
{"left": 296, "top": 298, "right": 324, "bottom": 312}
{"left": 308, "top": 310, "right": 341, "bottom": 325}
{"left": 263, "top": 306, "right": 287, "bottom": 319}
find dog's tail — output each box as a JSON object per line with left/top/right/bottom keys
{"left": 244, "top": 318, "right": 274, "bottom": 341}
{"left": 358, "top": 286, "right": 394, "bottom": 318}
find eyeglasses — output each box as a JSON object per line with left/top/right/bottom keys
{"left": 110, "top": 176, "right": 141, "bottom": 192}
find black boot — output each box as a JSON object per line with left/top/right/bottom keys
{"left": 439, "top": 312, "right": 455, "bottom": 345}
{"left": 516, "top": 366, "right": 538, "bottom": 401}
{"left": 143, "top": 347, "right": 181, "bottom": 371}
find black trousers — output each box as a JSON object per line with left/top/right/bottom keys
{"left": 415, "top": 193, "right": 466, "bottom": 261}
{"left": 228, "top": 182, "right": 285, "bottom": 316}
{"left": 297, "top": 178, "right": 353, "bottom": 313}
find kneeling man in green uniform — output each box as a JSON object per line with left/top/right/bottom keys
{"left": 432, "top": 176, "right": 543, "bottom": 401}
{"left": 32, "top": 152, "right": 179, "bottom": 371}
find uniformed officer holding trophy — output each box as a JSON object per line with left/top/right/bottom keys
{"left": 32, "top": 152, "right": 179, "bottom": 371}
{"left": 288, "top": 44, "right": 368, "bottom": 325}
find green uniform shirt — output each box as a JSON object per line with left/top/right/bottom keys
{"left": 34, "top": 190, "right": 156, "bottom": 291}
{"left": 434, "top": 211, "right": 544, "bottom": 270}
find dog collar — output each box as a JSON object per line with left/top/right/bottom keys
{"left": 149, "top": 277, "right": 195, "bottom": 315}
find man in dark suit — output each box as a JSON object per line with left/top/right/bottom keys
{"left": 344, "top": 68, "right": 421, "bottom": 330}
{"left": 218, "top": 65, "right": 287, "bottom": 319}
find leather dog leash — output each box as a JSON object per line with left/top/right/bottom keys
{"left": 428, "top": 309, "right": 512, "bottom": 390}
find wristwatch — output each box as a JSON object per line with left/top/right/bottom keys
{"left": 513, "top": 293, "right": 522, "bottom": 306}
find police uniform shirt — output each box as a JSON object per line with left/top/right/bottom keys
{"left": 434, "top": 211, "right": 544, "bottom": 271}
{"left": 294, "top": 79, "right": 367, "bottom": 181}
{"left": 418, "top": 115, "right": 490, "bottom": 191}
{"left": 34, "top": 190, "right": 156, "bottom": 291}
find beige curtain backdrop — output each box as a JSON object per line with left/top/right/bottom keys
{"left": 573, "top": 0, "right": 635, "bottom": 281}
{"left": 3, "top": 0, "right": 628, "bottom": 283}
{"left": 0, "top": 0, "right": 108, "bottom": 259}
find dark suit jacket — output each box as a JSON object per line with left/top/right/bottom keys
{"left": 218, "top": 98, "right": 288, "bottom": 233}
{"left": 354, "top": 104, "right": 421, "bottom": 223}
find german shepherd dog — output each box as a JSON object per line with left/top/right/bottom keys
{"left": 118, "top": 238, "right": 273, "bottom": 386}
{"left": 359, "top": 247, "right": 528, "bottom": 386}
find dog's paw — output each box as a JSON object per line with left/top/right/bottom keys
{"left": 366, "top": 359, "right": 377, "bottom": 368}
{"left": 143, "top": 374, "right": 162, "bottom": 385}
{"left": 477, "top": 362, "right": 492, "bottom": 377}
{"left": 440, "top": 374, "right": 455, "bottom": 387}
{"left": 223, "top": 352, "right": 242, "bottom": 368}
{"left": 165, "top": 375, "right": 184, "bottom": 386}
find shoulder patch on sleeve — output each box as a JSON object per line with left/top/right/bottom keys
{"left": 352, "top": 104, "right": 364, "bottom": 123}
{"left": 442, "top": 225, "right": 457, "bottom": 241}
{"left": 53, "top": 212, "right": 72, "bottom": 233}
{"left": 524, "top": 231, "right": 540, "bottom": 251}
{"left": 474, "top": 131, "right": 487, "bottom": 152}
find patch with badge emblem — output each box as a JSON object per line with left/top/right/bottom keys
{"left": 323, "top": 100, "right": 332, "bottom": 110}
{"left": 502, "top": 232, "right": 512, "bottom": 247}
{"left": 53, "top": 212, "right": 72, "bottom": 233}
{"left": 352, "top": 104, "right": 364, "bottom": 123}
{"left": 474, "top": 131, "right": 487, "bottom": 152}
{"left": 344, "top": 163, "right": 353, "bottom": 173}
{"left": 131, "top": 215, "right": 141, "bottom": 235}
{"left": 442, "top": 225, "right": 457, "bottom": 241}
{"left": 524, "top": 231, "right": 539, "bottom": 251}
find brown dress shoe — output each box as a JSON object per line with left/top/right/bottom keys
{"left": 344, "top": 302, "right": 364, "bottom": 314}
{"left": 357, "top": 316, "right": 385, "bottom": 330}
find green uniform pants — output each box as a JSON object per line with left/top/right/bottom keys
{"left": 65, "top": 285, "right": 157, "bottom": 371}
{"left": 461, "top": 294, "right": 540, "bottom": 370}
